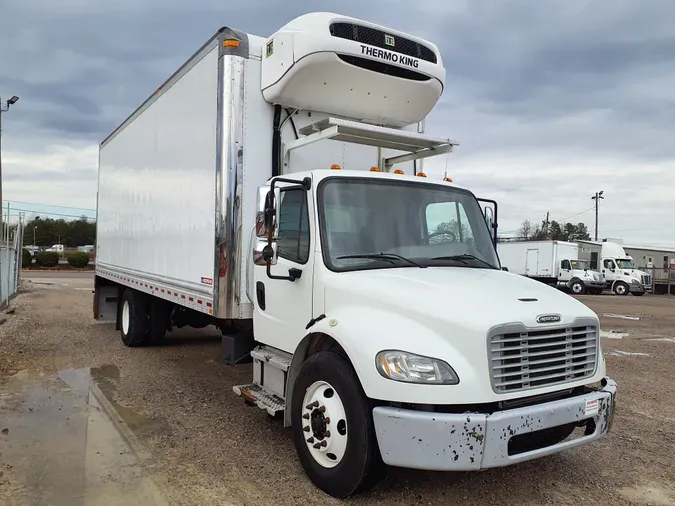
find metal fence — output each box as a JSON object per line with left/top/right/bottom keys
{"left": 0, "top": 212, "right": 25, "bottom": 310}
{"left": 638, "top": 266, "right": 675, "bottom": 295}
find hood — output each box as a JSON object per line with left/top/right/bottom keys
{"left": 324, "top": 267, "right": 598, "bottom": 332}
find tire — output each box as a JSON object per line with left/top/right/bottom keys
{"left": 570, "top": 279, "right": 585, "bottom": 295}
{"left": 291, "top": 351, "right": 384, "bottom": 498}
{"left": 613, "top": 281, "right": 629, "bottom": 296}
{"left": 120, "top": 289, "right": 150, "bottom": 347}
{"left": 148, "top": 298, "right": 171, "bottom": 344}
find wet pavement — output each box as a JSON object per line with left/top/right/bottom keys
{"left": 1, "top": 367, "right": 168, "bottom": 505}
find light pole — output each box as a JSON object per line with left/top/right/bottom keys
{"left": 0, "top": 96, "right": 19, "bottom": 234}
{"left": 34, "top": 226, "right": 37, "bottom": 247}
{"left": 591, "top": 190, "right": 604, "bottom": 241}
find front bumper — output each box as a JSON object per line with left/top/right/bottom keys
{"left": 372, "top": 377, "right": 617, "bottom": 471}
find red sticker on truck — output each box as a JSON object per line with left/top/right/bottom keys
{"left": 201, "top": 277, "right": 213, "bottom": 286}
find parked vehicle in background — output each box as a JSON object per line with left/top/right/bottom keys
{"left": 598, "top": 242, "right": 651, "bottom": 296}
{"left": 93, "top": 12, "right": 617, "bottom": 498}
{"left": 45, "top": 244, "right": 65, "bottom": 254}
{"left": 498, "top": 240, "right": 606, "bottom": 294}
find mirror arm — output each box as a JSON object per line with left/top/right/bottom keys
{"left": 263, "top": 176, "right": 312, "bottom": 282}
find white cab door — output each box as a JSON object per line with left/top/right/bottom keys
{"left": 252, "top": 185, "right": 315, "bottom": 353}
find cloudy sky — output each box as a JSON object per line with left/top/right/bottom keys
{"left": 1, "top": 0, "right": 674, "bottom": 247}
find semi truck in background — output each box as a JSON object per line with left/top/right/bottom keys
{"left": 93, "top": 12, "right": 617, "bottom": 498}
{"left": 498, "top": 240, "right": 606, "bottom": 295}
{"left": 595, "top": 242, "right": 651, "bottom": 296}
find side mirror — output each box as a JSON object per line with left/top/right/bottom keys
{"left": 501, "top": 266, "right": 509, "bottom": 272}
{"left": 253, "top": 239, "right": 277, "bottom": 266}
{"left": 256, "top": 186, "right": 281, "bottom": 238}
{"left": 484, "top": 206, "right": 494, "bottom": 233}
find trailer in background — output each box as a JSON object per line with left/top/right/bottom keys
{"left": 498, "top": 240, "right": 606, "bottom": 294}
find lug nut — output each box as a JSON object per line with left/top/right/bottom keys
{"left": 324, "top": 417, "right": 331, "bottom": 424}
{"left": 319, "top": 406, "right": 326, "bottom": 413}
{"left": 311, "top": 401, "right": 320, "bottom": 407}
{"left": 325, "top": 430, "right": 331, "bottom": 438}
{"left": 303, "top": 426, "right": 310, "bottom": 432}
{"left": 306, "top": 437, "right": 314, "bottom": 444}
{"left": 320, "top": 440, "right": 327, "bottom": 448}
{"left": 313, "top": 443, "right": 321, "bottom": 449}
{"left": 302, "top": 413, "right": 310, "bottom": 420}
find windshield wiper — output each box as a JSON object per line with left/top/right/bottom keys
{"left": 430, "top": 254, "right": 496, "bottom": 269}
{"left": 336, "top": 253, "right": 427, "bottom": 268}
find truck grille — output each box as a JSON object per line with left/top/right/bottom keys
{"left": 489, "top": 324, "right": 598, "bottom": 393}
{"left": 329, "top": 22, "right": 438, "bottom": 64}
{"left": 641, "top": 274, "right": 652, "bottom": 286}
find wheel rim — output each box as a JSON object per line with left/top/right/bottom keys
{"left": 122, "top": 300, "right": 130, "bottom": 334}
{"left": 616, "top": 284, "right": 626, "bottom": 295}
{"left": 301, "top": 380, "right": 348, "bottom": 469}
{"left": 573, "top": 283, "right": 583, "bottom": 293}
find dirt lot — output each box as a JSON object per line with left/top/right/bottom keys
{"left": 1, "top": 275, "right": 674, "bottom": 505}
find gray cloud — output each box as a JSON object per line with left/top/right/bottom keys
{"left": 1, "top": 0, "right": 674, "bottom": 245}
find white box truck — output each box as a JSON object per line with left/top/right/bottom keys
{"left": 498, "top": 240, "right": 606, "bottom": 295}
{"left": 94, "top": 12, "right": 617, "bottom": 498}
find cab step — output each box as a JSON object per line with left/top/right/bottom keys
{"left": 233, "top": 383, "right": 285, "bottom": 416}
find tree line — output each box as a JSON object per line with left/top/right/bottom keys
{"left": 514, "top": 219, "right": 591, "bottom": 242}
{"left": 22, "top": 216, "right": 96, "bottom": 247}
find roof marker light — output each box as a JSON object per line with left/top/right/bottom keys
{"left": 331, "top": 164, "right": 341, "bottom": 170}
{"left": 393, "top": 169, "right": 404, "bottom": 174}
{"left": 444, "top": 177, "right": 453, "bottom": 182}
{"left": 370, "top": 167, "right": 381, "bottom": 172}
{"left": 416, "top": 172, "right": 427, "bottom": 177}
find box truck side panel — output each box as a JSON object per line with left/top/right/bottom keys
{"left": 97, "top": 45, "right": 219, "bottom": 301}
{"left": 239, "top": 52, "right": 274, "bottom": 318}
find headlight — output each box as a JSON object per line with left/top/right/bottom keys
{"left": 631, "top": 279, "right": 640, "bottom": 285}
{"left": 375, "top": 350, "right": 459, "bottom": 385}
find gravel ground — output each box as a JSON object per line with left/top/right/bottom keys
{"left": 1, "top": 278, "right": 674, "bottom": 505}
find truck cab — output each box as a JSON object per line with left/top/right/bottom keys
{"left": 600, "top": 242, "right": 651, "bottom": 295}
{"left": 559, "top": 259, "right": 606, "bottom": 294}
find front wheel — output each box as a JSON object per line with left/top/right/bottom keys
{"left": 613, "top": 281, "right": 630, "bottom": 296}
{"left": 570, "top": 280, "right": 586, "bottom": 295}
{"left": 291, "top": 351, "right": 383, "bottom": 498}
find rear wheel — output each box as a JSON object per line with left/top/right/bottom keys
{"left": 613, "top": 281, "right": 629, "bottom": 296}
{"left": 120, "top": 289, "right": 150, "bottom": 347}
{"left": 291, "top": 351, "right": 383, "bottom": 498}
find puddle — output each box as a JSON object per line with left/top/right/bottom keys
{"left": 648, "top": 338, "right": 675, "bottom": 344}
{"left": 606, "top": 350, "right": 650, "bottom": 357}
{"left": 601, "top": 313, "right": 641, "bottom": 321}
{"left": 0, "top": 366, "right": 169, "bottom": 505}
{"left": 600, "top": 330, "right": 629, "bottom": 339}
{"left": 60, "top": 365, "right": 169, "bottom": 438}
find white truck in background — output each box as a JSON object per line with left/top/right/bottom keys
{"left": 93, "top": 12, "right": 617, "bottom": 498}
{"left": 498, "top": 240, "right": 606, "bottom": 295}
{"left": 597, "top": 242, "right": 650, "bottom": 296}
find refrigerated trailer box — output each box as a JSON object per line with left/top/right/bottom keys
{"left": 497, "top": 240, "right": 606, "bottom": 294}
{"left": 94, "top": 12, "right": 617, "bottom": 498}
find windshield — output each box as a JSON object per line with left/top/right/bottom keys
{"left": 616, "top": 259, "right": 634, "bottom": 269}
{"left": 318, "top": 178, "right": 500, "bottom": 271}
{"left": 570, "top": 260, "right": 589, "bottom": 270}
